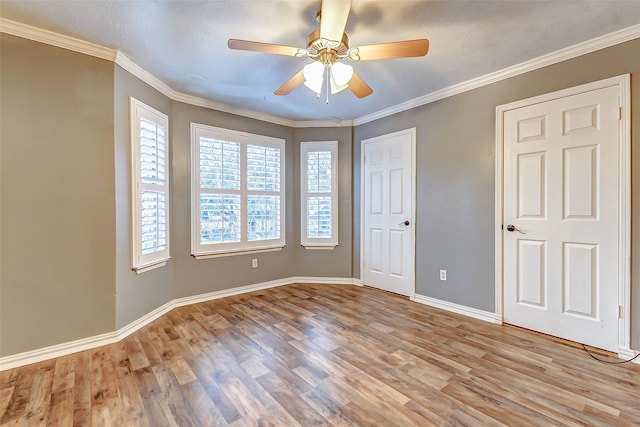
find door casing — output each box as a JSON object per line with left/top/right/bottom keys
{"left": 494, "top": 74, "right": 631, "bottom": 357}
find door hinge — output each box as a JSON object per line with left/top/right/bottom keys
{"left": 618, "top": 305, "right": 624, "bottom": 318}
{"left": 619, "top": 106, "right": 623, "bottom": 120}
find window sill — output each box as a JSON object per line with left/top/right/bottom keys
{"left": 192, "top": 245, "right": 284, "bottom": 260}
{"left": 132, "top": 258, "right": 169, "bottom": 274}
{"left": 302, "top": 244, "right": 338, "bottom": 250}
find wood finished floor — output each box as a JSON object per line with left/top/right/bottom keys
{"left": 1, "top": 284, "right": 639, "bottom": 426}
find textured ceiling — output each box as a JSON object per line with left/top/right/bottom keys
{"left": 2, "top": 1, "right": 640, "bottom": 122}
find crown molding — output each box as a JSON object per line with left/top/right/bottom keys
{"left": 171, "top": 91, "right": 353, "bottom": 128}
{"left": 115, "top": 51, "right": 298, "bottom": 127}
{"left": 114, "top": 51, "right": 175, "bottom": 99}
{"left": 291, "top": 119, "right": 354, "bottom": 128}
{"left": 3, "top": 17, "right": 639, "bottom": 128}
{"left": 172, "top": 91, "right": 297, "bottom": 128}
{"left": 0, "top": 17, "right": 116, "bottom": 61}
{"left": 354, "top": 23, "right": 640, "bottom": 126}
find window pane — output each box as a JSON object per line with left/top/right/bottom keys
{"left": 307, "top": 196, "right": 332, "bottom": 238}
{"left": 200, "top": 194, "right": 241, "bottom": 244}
{"left": 140, "top": 190, "right": 167, "bottom": 254}
{"left": 247, "top": 144, "right": 280, "bottom": 192}
{"left": 140, "top": 118, "right": 166, "bottom": 185}
{"left": 247, "top": 195, "right": 280, "bottom": 241}
{"left": 307, "top": 151, "right": 332, "bottom": 193}
{"left": 200, "top": 137, "right": 240, "bottom": 190}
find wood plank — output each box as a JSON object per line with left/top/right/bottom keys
{"left": 111, "top": 343, "right": 148, "bottom": 427}
{"left": 133, "top": 366, "right": 177, "bottom": 427}
{"left": 24, "top": 361, "right": 55, "bottom": 424}
{"left": 0, "top": 364, "right": 37, "bottom": 423}
{"left": 255, "top": 372, "right": 326, "bottom": 425}
{"left": 71, "top": 351, "right": 92, "bottom": 426}
{"left": 123, "top": 337, "right": 151, "bottom": 372}
{"left": 46, "top": 388, "right": 74, "bottom": 427}
{"left": 179, "top": 380, "right": 227, "bottom": 426}
{"left": 0, "top": 386, "right": 15, "bottom": 422}
{"left": 51, "top": 355, "right": 74, "bottom": 393}
{"left": 151, "top": 363, "right": 199, "bottom": 427}
{"left": 88, "top": 348, "right": 120, "bottom": 425}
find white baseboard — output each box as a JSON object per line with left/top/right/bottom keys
{"left": 411, "top": 293, "right": 502, "bottom": 324}
{"left": 116, "top": 301, "right": 175, "bottom": 341}
{"left": 618, "top": 347, "right": 640, "bottom": 364}
{"left": 172, "top": 277, "right": 293, "bottom": 308}
{"left": 290, "top": 276, "right": 361, "bottom": 286}
{"left": 0, "top": 276, "right": 357, "bottom": 370}
{"left": 0, "top": 331, "right": 119, "bottom": 371}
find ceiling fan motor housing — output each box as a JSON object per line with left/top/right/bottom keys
{"left": 306, "top": 29, "right": 350, "bottom": 63}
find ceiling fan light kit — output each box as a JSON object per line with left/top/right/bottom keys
{"left": 228, "top": 0, "right": 429, "bottom": 102}
{"left": 303, "top": 61, "right": 354, "bottom": 104}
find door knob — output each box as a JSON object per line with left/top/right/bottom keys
{"left": 506, "top": 224, "right": 526, "bottom": 234}
{"left": 399, "top": 220, "right": 410, "bottom": 226}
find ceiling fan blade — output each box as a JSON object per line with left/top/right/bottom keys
{"left": 320, "top": 0, "right": 352, "bottom": 43}
{"left": 348, "top": 72, "right": 373, "bottom": 98}
{"left": 274, "top": 69, "right": 306, "bottom": 95}
{"left": 351, "top": 39, "right": 429, "bottom": 61}
{"left": 228, "top": 39, "right": 305, "bottom": 57}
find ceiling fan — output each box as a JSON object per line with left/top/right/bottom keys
{"left": 228, "top": 0, "right": 429, "bottom": 101}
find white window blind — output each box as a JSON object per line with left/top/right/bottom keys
{"left": 130, "top": 98, "right": 170, "bottom": 273}
{"left": 191, "top": 124, "right": 285, "bottom": 257}
{"left": 301, "top": 141, "right": 338, "bottom": 248}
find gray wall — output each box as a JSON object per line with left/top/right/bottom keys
{"left": 113, "top": 65, "right": 174, "bottom": 329}
{"left": 0, "top": 35, "right": 116, "bottom": 356}
{"left": 292, "top": 127, "right": 354, "bottom": 278}
{"left": 170, "top": 102, "right": 298, "bottom": 299}
{"left": 354, "top": 37, "right": 640, "bottom": 348}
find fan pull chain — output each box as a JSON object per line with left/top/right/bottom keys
{"left": 325, "top": 64, "right": 330, "bottom": 104}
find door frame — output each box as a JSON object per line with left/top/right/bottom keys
{"left": 360, "top": 127, "right": 417, "bottom": 296}
{"left": 494, "top": 74, "right": 632, "bottom": 356}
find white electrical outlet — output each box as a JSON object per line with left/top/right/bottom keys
{"left": 439, "top": 269, "right": 447, "bottom": 281}
{"left": 252, "top": 258, "right": 258, "bottom": 268}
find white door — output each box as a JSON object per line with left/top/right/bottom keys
{"left": 503, "top": 85, "right": 621, "bottom": 351}
{"left": 362, "top": 129, "right": 415, "bottom": 296}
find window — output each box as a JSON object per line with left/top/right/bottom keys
{"left": 130, "top": 98, "right": 170, "bottom": 273}
{"left": 301, "top": 141, "right": 338, "bottom": 248}
{"left": 191, "top": 123, "right": 285, "bottom": 258}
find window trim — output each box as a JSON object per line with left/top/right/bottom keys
{"left": 300, "top": 141, "right": 339, "bottom": 249}
{"left": 190, "top": 123, "right": 286, "bottom": 258}
{"left": 130, "top": 97, "right": 170, "bottom": 273}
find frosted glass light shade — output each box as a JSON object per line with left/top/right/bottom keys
{"left": 329, "top": 62, "right": 353, "bottom": 94}
{"left": 303, "top": 62, "right": 324, "bottom": 94}
{"left": 331, "top": 62, "right": 353, "bottom": 86}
